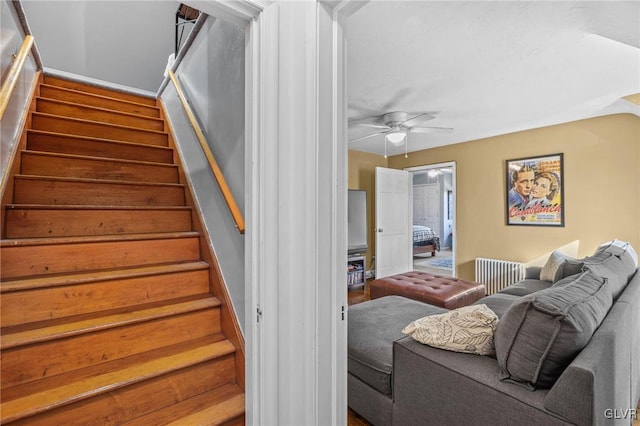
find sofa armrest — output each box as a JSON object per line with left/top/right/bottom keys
{"left": 525, "top": 266, "right": 542, "bottom": 280}
{"left": 545, "top": 286, "right": 638, "bottom": 425}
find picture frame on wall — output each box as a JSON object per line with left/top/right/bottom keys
{"left": 506, "top": 153, "right": 564, "bottom": 226}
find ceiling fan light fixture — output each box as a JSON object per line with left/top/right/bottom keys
{"left": 385, "top": 130, "right": 406, "bottom": 145}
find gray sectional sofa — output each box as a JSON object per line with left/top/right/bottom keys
{"left": 348, "top": 241, "right": 640, "bottom": 425}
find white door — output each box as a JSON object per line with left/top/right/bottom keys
{"left": 375, "top": 167, "right": 412, "bottom": 278}
{"left": 423, "top": 184, "right": 441, "bottom": 236}
{"left": 413, "top": 184, "right": 440, "bottom": 236}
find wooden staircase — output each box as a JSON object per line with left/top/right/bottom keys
{"left": 0, "top": 75, "right": 245, "bottom": 425}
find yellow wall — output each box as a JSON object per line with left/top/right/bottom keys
{"left": 386, "top": 113, "right": 640, "bottom": 281}
{"left": 348, "top": 150, "right": 387, "bottom": 270}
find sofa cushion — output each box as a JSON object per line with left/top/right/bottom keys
{"left": 563, "top": 241, "right": 637, "bottom": 299}
{"left": 499, "top": 279, "right": 552, "bottom": 297}
{"left": 594, "top": 240, "right": 638, "bottom": 281}
{"left": 402, "top": 304, "right": 499, "bottom": 356}
{"left": 494, "top": 270, "right": 613, "bottom": 389}
{"left": 474, "top": 293, "right": 520, "bottom": 318}
{"left": 348, "top": 295, "right": 446, "bottom": 396}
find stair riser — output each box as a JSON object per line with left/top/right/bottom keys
{"left": 43, "top": 76, "right": 157, "bottom": 106}
{"left": 13, "top": 177, "right": 185, "bottom": 207}
{"left": 2, "top": 309, "right": 221, "bottom": 389}
{"left": 27, "top": 132, "right": 174, "bottom": 164}
{"left": 5, "top": 208, "right": 192, "bottom": 239}
{"left": 21, "top": 152, "right": 179, "bottom": 183}
{"left": 32, "top": 114, "right": 168, "bottom": 146}
{"left": 39, "top": 86, "right": 160, "bottom": 118}
{"left": 221, "top": 415, "right": 246, "bottom": 426}
{"left": 123, "top": 385, "right": 243, "bottom": 426}
{"left": 1, "top": 269, "right": 209, "bottom": 327}
{"left": 36, "top": 98, "right": 164, "bottom": 131}
{"left": 10, "top": 356, "right": 236, "bottom": 426}
{"left": 1, "top": 237, "right": 200, "bottom": 280}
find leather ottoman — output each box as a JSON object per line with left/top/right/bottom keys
{"left": 370, "top": 271, "right": 485, "bottom": 309}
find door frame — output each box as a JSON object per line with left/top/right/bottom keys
{"left": 406, "top": 161, "right": 457, "bottom": 277}
{"left": 188, "top": 0, "right": 360, "bottom": 424}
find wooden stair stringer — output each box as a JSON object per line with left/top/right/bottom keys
{"left": 162, "top": 98, "right": 247, "bottom": 391}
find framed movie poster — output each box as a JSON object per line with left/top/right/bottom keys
{"left": 506, "top": 153, "right": 564, "bottom": 226}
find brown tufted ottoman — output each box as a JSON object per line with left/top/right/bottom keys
{"left": 370, "top": 271, "right": 485, "bottom": 309}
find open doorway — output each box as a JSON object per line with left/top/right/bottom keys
{"left": 407, "top": 162, "right": 456, "bottom": 277}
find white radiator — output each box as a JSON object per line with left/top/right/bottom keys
{"left": 475, "top": 258, "right": 526, "bottom": 295}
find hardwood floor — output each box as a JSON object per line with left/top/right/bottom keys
{"left": 347, "top": 281, "right": 371, "bottom": 306}
{"left": 348, "top": 407, "right": 372, "bottom": 426}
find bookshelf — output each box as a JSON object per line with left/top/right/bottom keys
{"left": 347, "top": 255, "right": 365, "bottom": 289}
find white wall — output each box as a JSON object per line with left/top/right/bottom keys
{"left": 160, "top": 15, "right": 246, "bottom": 329}
{"left": 22, "top": 1, "right": 177, "bottom": 92}
{"left": 1, "top": 0, "right": 38, "bottom": 181}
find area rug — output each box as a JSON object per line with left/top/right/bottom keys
{"left": 424, "top": 257, "right": 453, "bottom": 270}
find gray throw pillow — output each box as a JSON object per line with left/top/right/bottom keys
{"left": 494, "top": 270, "right": 612, "bottom": 389}
{"left": 540, "top": 250, "right": 581, "bottom": 283}
{"left": 539, "top": 250, "right": 569, "bottom": 282}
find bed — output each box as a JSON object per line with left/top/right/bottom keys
{"left": 412, "top": 225, "right": 440, "bottom": 257}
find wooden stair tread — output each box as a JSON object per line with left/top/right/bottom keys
{"left": 1, "top": 296, "right": 220, "bottom": 350}
{"left": 27, "top": 129, "right": 174, "bottom": 155}
{"left": 31, "top": 113, "right": 169, "bottom": 146}
{"left": 21, "top": 149, "right": 179, "bottom": 169}
{"left": 1, "top": 260, "right": 208, "bottom": 293}
{"left": 39, "top": 84, "right": 161, "bottom": 114}
{"left": 31, "top": 112, "right": 168, "bottom": 136}
{"left": 43, "top": 75, "right": 158, "bottom": 106}
{"left": 121, "top": 383, "right": 244, "bottom": 426}
{"left": 1, "top": 230, "right": 199, "bottom": 247}
{"left": 13, "top": 173, "right": 184, "bottom": 188}
{"left": 36, "top": 97, "right": 165, "bottom": 130}
{"left": 166, "top": 392, "right": 245, "bottom": 426}
{"left": 0, "top": 339, "right": 236, "bottom": 424}
{"left": 6, "top": 203, "right": 191, "bottom": 212}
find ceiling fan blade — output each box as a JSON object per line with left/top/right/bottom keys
{"left": 381, "top": 88, "right": 412, "bottom": 111}
{"left": 350, "top": 131, "right": 387, "bottom": 142}
{"left": 354, "top": 123, "right": 390, "bottom": 129}
{"left": 402, "top": 113, "right": 436, "bottom": 128}
{"left": 409, "top": 126, "right": 453, "bottom": 134}
{"left": 348, "top": 115, "right": 385, "bottom": 126}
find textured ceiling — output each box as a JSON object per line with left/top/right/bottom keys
{"left": 347, "top": 1, "right": 640, "bottom": 156}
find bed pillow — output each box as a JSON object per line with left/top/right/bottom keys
{"left": 494, "top": 270, "right": 612, "bottom": 389}
{"left": 403, "top": 304, "right": 498, "bottom": 356}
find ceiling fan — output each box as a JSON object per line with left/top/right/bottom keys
{"left": 349, "top": 111, "right": 453, "bottom": 157}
